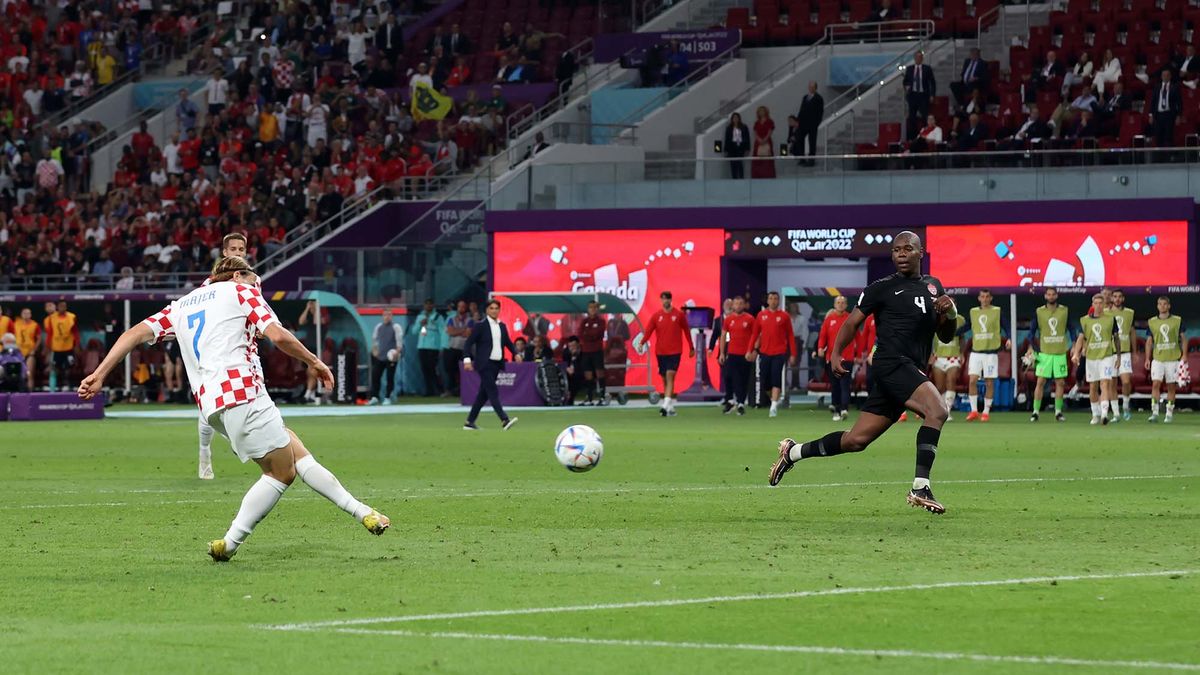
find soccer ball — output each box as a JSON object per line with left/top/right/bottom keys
{"left": 554, "top": 425, "right": 604, "bottom": 472}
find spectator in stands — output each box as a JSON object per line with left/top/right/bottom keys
{"left": 1151, "top": 70, "right": 1182, "bottom": 147}
{"left": 1005, "top": 105, "right": 1052, "bottom": 148}
{"left": 447, "top": 56, "right": 471, "bottom": 86}
{"left": 1070, "top": 87, "right": 1099, "bottom": 114}
{"left": 796, "top": 81, "right": 823, "bottom": 163}
{"left": 493, "top": 21, "right": 516, "bottom": 51}
{"left": 0, "top": 332, "right": 27, "bottom": 393}
{"left": 1062, "top": 52, "right": 1093, "bottom": 95}
{"left": 1067, "top": 109, "right": 1098, "bottom": 140}
{"left": 903, "top": 51, "right": 935, "bottom": 139}
{"left": 35, "top": 152, "right": 64, "bottom": 193}
{"left": 956, "top": 112, "right": 989, "bottom": 151}
{"left": 512, "top": 337, "right": 528, "bottom": 362}
{"left": 376, "top": 12, "right": 405, "bottom": 62}
{"left": 911, "top": 114, "right": 943, "bottom": 152}
{"left": 207, "top": 68, "right": 229, "bottom": 117}
{"left": 556, "top": 48, "right": 579, "bottom": 97}
{"left": 523, "top": 312, "right": 551, "bottom": 340}
{"left": 1175, "top": 44, "right": 1199, "bottom": 89}
{"left": 487, "top": 85, "right": 508, "bottom": 114}
{"left": 523, "top": 131, "right": 551, "bottom": 162}
{"left": 871, "top": 0, "right": 896, "bottom": 21}
{"left": 410, "top": 62, "right": 433, "bottom": 93}
{"left": 369, "top": 310, "right": 403, "bottom": 405}
{"left": 176, "top": 88, "right": 198, "bottom": 133}
{"left": 68, "top": 60, "right": 93, "bottom": 102}
{"left": 449, "top": 23, "right": 471, "bottom": 56}
{"left": 751, "top": 106, "right": 776, "bottom": 179}
{"left": 427, "top": 26, "right": 449, "bottom": 56}
{"left": 116, "top": 267, "right": 135, "bottom": 290}
{"left": 951, "top": 47, "right": 988, "bottom": 108}
{"left": 495, "top": 54, "right": 519, "bottom": 83}
{"left": 1032, "top": 50, "right": 1065, "bottom": 96}
{"left": 786, "top": 115, "right": 802, "bottom": 158}
{"left": 664, "top": 40, "right": 689, "bottom": 86}
{"left": 92, "top": 250, "right": 115, "bottom": 277}
{"left": 1098, "top": 80, "right": 1130, "bottom": 134}
{"left": 722, "top": 112, "right": 750, "bottom": 179}
{"left": 346, "top": 20, "right": 371, "bottom": 70}
{"left": 96, "top": 48, "right": 118, "bottom": 87}
{"left": 1093, "top": 48, "right": 1122, "bottom": 95}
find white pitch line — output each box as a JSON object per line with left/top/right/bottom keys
{"left": 262, "top": 569, "right": 1194, "bottom": 632}
{"left": 323, "top": 628, "right": 1200, "bottom": 672}
{"left": 5, "top": 473, "right": 1195, "bottom": 510}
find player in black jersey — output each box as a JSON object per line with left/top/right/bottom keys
{"left": 768, "top": 231, "right": 959, "bottom": 514}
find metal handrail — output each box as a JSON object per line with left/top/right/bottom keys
{"left": 976, "top": 0, "right": 1032, "bottom": 53}
{"left": 818, "top": 38, "right": 934, "bottom": 153}
{"left": 693, "top": 33, "right": 830, "bottom": 133}
{"left": 0, "top": 271, "right": 212, "bottom": 292}
{"left": 612, "top": 36, "right": 743, "bottom": 133}
{"left": 826, "top": 19, "right": 935, "bottom": 45}
{"left": 256, "top": 183, "right": 391, "bottom": 278}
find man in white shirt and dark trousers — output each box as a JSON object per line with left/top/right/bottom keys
{"left": 1152, "top": 70, "right": 1182, "bottom": 148}
{"left": 463, "top": 299, "right": 519, "bottom": 431}
{"left": 369, "top": 310, "right": 404, "bottom": 405}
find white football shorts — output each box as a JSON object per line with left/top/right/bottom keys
{"left": 1085, "top": 355, "right": 1117, "bottom": 383}
{"left": 209, "top": 396, "right": 291, "bottom": 463}
{"left": 968, "top": 352, "right": 999, "bottom": 378}
{"left": 933, "top": 356, "right": 962, "bottom": 373}
{"left": 1150, "top": 359, "right": 1180, "bottom": 384}
{"left": 1117, "top": 353, "right": 1133, "bottom": 376}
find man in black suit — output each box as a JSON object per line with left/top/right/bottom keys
{"left": 462, "top": 299, "right": 519, "bottom": 431}
{"left": 956, "top": 112, "right": 989, "bottom": 150}
{"left": 375, "top": 13, "right": 404, "bottom": 62}
{"left": 796, "top": 80, "right": 824, "bottom": 162}
{"left": 1150, "top": 69, "right": 1182, "bottom": 147}
{"left": 426, "top": 26, "right": 449, "bottom": 56}
{"left": 1068, "top": 109, "right": 1098, "bottom": 140}
{"left": 903, "top": 52, "right": 936, "bottom": 139}
{"left": 1098, "top": 81, "right": 1131, "bottom": 135}
{"left": 1031, "top": 50, "right": 1065, "bottom": 91}
{"left": 448, "top": 23, "right": 471, "bottom": 56}
{"left": 1175, "top": 44, "right": 1199, "bottom": 86}
{"left": 950, "top": 47, "right": 988, "bottom": 107}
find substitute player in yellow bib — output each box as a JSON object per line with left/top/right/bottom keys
{"left": 1104, "top": 290, "right": 1137, "bottom": 421}
{"left": 964, "top": 289, "right": 1010, "bottom": 422}
{"left": 1026, "top": 287, "right": 1071, "bottom": 422}
{"left": 1071, "top": 293, "right": 1123, "bottom": 425}
{"left": 929, "top": 313, "right": 966, "bottom": 421}
{"left": 1144, "top": 296, "right": 1184, "bottom": 423}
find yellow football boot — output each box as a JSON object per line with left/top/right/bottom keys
{"left": 362, "top": 510, "right": 390, "bottom": 535}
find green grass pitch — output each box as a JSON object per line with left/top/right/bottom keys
{"left": 1, "top": 404, "right": 1197, "bottom": 674}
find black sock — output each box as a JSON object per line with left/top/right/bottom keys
{"left": 800, "top": 431, "right": 847, "bottom": 459}
{"left": 915, "top": 425, "right": 940, "bottom": 480}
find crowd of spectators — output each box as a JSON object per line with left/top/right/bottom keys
{"left": 0, "top": 0, "right": 573, "bottom": 288}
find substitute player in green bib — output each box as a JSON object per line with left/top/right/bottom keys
{"left": 1071, "top": 293, "right": 1122, "bottom": 425}
{"left": 1026, "top": 287, "right": 1071, "bottom": 422}
{"left": 1145, "top": 296, "right": 1184, "bottom": 423}
{"left": 1104, "top": 290, "right": 1138, "bottom": 421}
{"left": 929, "top": 314, "right": 967, "bottom": 420}
{"left": 965, "top": 289, "right": 1010, "bottom": 422}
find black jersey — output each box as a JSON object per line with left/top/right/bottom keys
{"left": 856, "top": 272, "right": 945, "bottom": 368}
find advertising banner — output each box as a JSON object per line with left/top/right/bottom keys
{"left": 726, "top": 226, "right": 925, "bottom": 259}
{"left": 927, "top": 221, "right": 1190, "bottom": 288}
{"left": 594, "top": 29, "right": 740, "bottom": 64}
{"left": 492, "top": 229, "right": 725, "bottom": 391}
{"left": 7, "top": 392, "right": 105, "bottom": 421}
{"left": 459, "top": 362, "right": 546, "bottom": 407}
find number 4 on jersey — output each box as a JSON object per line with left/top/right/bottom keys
{"left": 913, "top": 296, "right": 927, "bottom": 313}
{"left": 187, "top": 310, "right": 206, "bottom": 359}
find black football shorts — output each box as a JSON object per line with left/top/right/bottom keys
{"left": 862, "top": 359, "right": 930, "bottom": 422}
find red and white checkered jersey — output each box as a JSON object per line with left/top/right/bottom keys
{"left": 142, "top": 281, "right": 279, "bottom": 420}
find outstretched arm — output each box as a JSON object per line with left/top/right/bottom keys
{"left": 831, "top": 309, "right": 867, "bottom": 376}
{"left": 78, "top": 323, "right": 155, "bottom": 399}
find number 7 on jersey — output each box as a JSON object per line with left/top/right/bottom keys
{"left": 187, "top": 310, "right": 206, "bottom": 359}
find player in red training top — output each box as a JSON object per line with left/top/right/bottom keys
{"left": 577, "top": 301, "right": 608, "bottom": 405}
{"left": 718, "top": 295, "right": 755, "bottom": 415}
{"left": 747, "top": 291, "right": 796, "bottom": 418}
{"left": 641, "top": 291, "right": 692, "bottom": 416}
{"left": 78, "top": 256, "right": 390, "bottom": 561}
{"left": 816, "top": 295, "right": 859, "bottom": 422}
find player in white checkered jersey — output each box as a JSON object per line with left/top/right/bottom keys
{"left": 79, "top": 257, "right": 389, "bottom": 561}
{"left": 193, "top": 232, "right": 249, "bottom": 480}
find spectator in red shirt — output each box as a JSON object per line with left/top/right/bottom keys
{"left": 718, "top": 295, "right": 755, "bottom": 415}
{"left": 816, "top": 295, "right": 859, "bottom": 421}
{"left": 748, "top": 290, "right": 796, "bottom": 417}
{"left": 576, "top": 300, "right": 607, "bottom": 405}
{"left": 641, "top": 290, "right": 692, "bottom": 416}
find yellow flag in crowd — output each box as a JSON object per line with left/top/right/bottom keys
{"left": 411, "top": 81, "right": 453, "bottom": 121}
